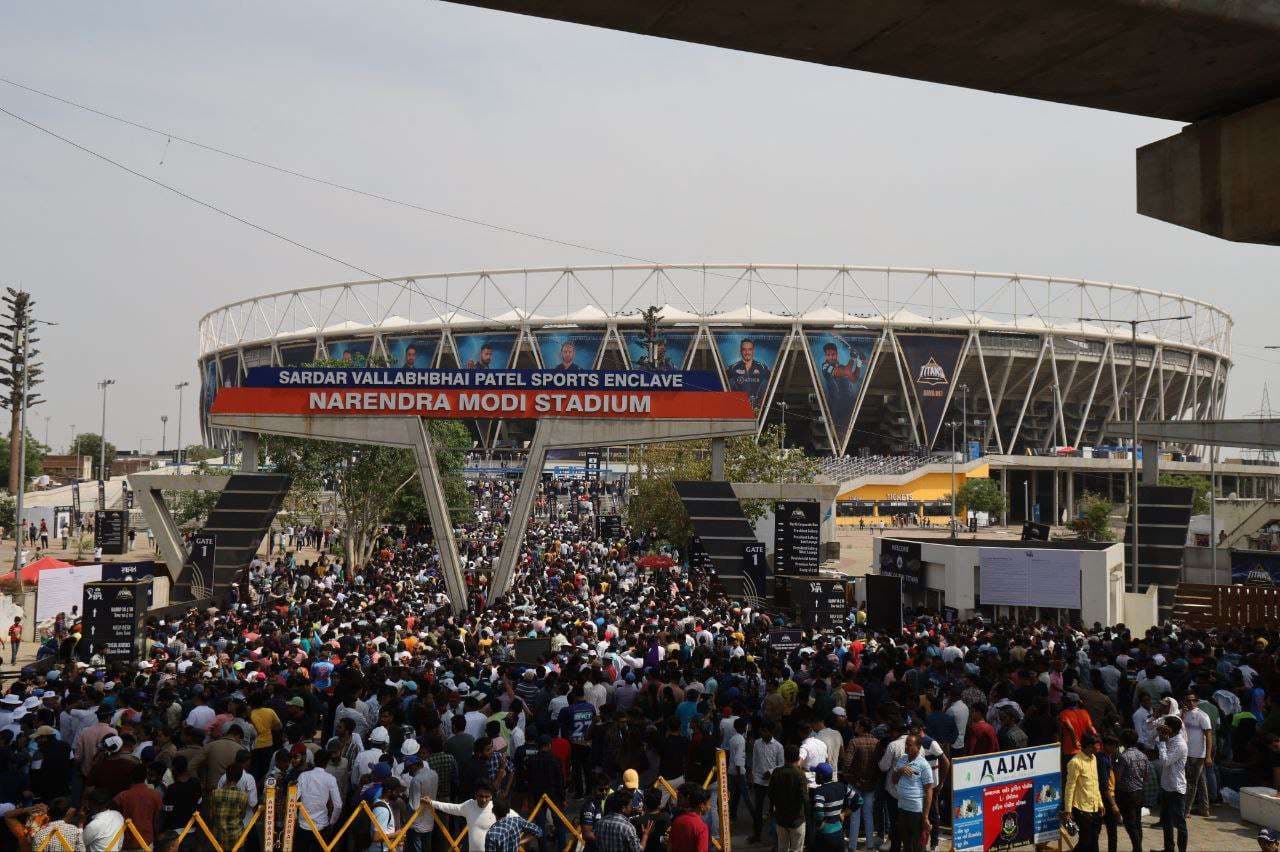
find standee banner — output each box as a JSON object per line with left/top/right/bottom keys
{"left": 951, "top": 744, "right": 1061, "bottom": 851}
{"left": 896, "top": 334, "right": 966, "bottom": 448}
{"left": 806, "top": 332, "right": 874, "bottom": 445}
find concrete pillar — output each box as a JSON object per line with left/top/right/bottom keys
{"left": 711, "top": 438, "right": 725, "bottom": 480}
{"left": 1137, "top": 96, "right": 1280, "bottom": 245}
{"left": 1000, "top": 468, "right": 1008, "bottom": 527}
{"left": 407, "top": 420, "right": 469, "bottom": 613}
{"left": 240, "top": 432, "right": 259, "bottom": 473}
{"left": 1065, "top": 470, "right": 1075, "bottom": 522}
{"left": 490, "top": 421, "right": 551, "bottom": 602}
{"left": 1141, "top": 439, "right": 1160, "bottom": 486}
{"left": 1052, "top": 469, "right": 1060, "bottom": 527}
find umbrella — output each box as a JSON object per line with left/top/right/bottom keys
{"left": 16, "top": 556, "right": 71, "bottom": 584}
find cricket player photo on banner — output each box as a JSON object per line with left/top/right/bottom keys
{"left": 713, "top": 330, "right": 787, "bottom": 410}
{"left": 453, "top": 332, "right": 516, "bottom": 370}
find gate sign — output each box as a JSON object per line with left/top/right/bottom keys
{"left": 951, "top": 744, "right": 1061, "bottom": 852}
{"left": 189, "top": 531, "right": 217, "bottom": 587}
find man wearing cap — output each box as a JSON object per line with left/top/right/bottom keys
{"left": 31, "top": 724, "right": 72, "bottom": 803}
{"left": 404, "top": 749, "right": 437, "bottom": 852}
{"left": 1064, "top": 733, "right": 1104, "bottom": 852}
{"left": 73, "top": 706, "right": 116, "bottom": 781}
{"left": 356, "top": 726, "right": 391, "bottom": 790}
{"left": 811, "top": 762, "right": 857, "bottom": 852}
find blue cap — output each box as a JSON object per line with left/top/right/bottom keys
{"left": 814, "top": 763, "right": 833, "bottom": 782}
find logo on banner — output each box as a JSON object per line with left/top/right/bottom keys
{"left": 917, "top": 356, "right": 947, "bottom": 385}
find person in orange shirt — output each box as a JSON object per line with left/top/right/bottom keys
{"left": 1060, "top": 692, "right": 1097, "bottom": 777}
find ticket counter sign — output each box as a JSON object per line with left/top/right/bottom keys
{"left": 951, "top": 744, "right": 1060, "bottom": 851}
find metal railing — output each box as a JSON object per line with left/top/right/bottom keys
{"left": 40, "top": 757, "right": 733, "bottom": 852}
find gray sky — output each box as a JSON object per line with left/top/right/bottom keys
{"left": 3, "top": 1, "right": 1279, "bottom": 453}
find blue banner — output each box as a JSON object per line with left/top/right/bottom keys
{"left": 245, "top": 367, "right": 725, "bottom": 391}
{"left": 807, "top": 332, "right": 874, "bottom": 444}
{"left": 453, "top": 332, "right": 517, "bottom": 370}
{"left": 625, "top": 330, "right": 696, "bottom": 371}
{"left": 325, "top": 338, "right": 373, "bottom": 366}
{"left": 713, "top": 331, "right": 787, "bottom": 410}
{"left": 534, "top": 330, "right": 605, "bottom": 371}
{"left": 1231, "top": 550, "right": 1280, "bottom": 585}
{"left": 951, "top": 744, "right": 1060, "bottom": 851}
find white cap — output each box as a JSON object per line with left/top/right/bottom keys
{"left": 401, "top": 739, "right": 420, "bottom": 756}
{"left": 369, "top": 726, "right": 390, "bottom": 744}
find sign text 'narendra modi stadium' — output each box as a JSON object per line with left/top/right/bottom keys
{"left": 214, "top": 369, "right": 754, "bottom": 421}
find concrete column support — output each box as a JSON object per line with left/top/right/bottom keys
{"left": 240, "top": 432, "right": 259, "bottom": 473}
{"left": 489, "top": 420, "right": 552, "bottom": 602}
{"left": 1065, "top": 471, "right": 1075, "bottom": 522}
{"left": 1142, "top": 439, "right": 1160, "bottom": 486}
{"left": 1000, "top": 468, "right": 1009, "bottom": 527}
{"left": 1052, "top": 469, "right": 1060, "bottom": 526}
{"left": 711, "top": 438, "right": 726, "bottom": 480}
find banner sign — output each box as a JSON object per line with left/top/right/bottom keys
{"left": 713, "top": 331, "right": 787, "bottom": 410}
{"left": 798, "top": 578, "right": 847, "bottom": 612}
{"left": 80, "top": 580, "right": 145, "bottom": 664}
{"left": 742, "top": 542, "right": 768, "bottom": 597}
{"left": 767, "top": 628, "right": 804, "bottom": 655}
{"left": 625, "top": 331, "right": 696, "bottom": 371}
{"left": 95, "top": 509, "right": 128, "bottom": 556}
{"left": 896, "top": 334, "right": 966, "bottom": 448}
{"left": 880, "top": 539, "right": 923, "bottom": 587}
{"left": 245, "top": 367, "right": 723, "bottom": 390}
{"left": 979, "top": 548, "right": 1081, "bottom": 609}
{"left": 1231, "top": 549, "right": 1280, "bottom": 585}
{"left": 213, "top": 386, "right": 753, "bottom": 421}
{"left": 807, "top": 332, "right": 874, "bottom": 445}
{"left": 324, "top": 338, "right": 372, "bottom": 366}
{"left": 597, "top": 515, "right": 623, "bottom": 541}
{"left": 584, "top": 451, "right": 601, "bottom": 481}
{"left": 774, "top": 501, "right": 820, "bottom": 576}
{"left": 535, "top": 330, "right": 605, "bottom": 371}
{"left": 951, "top": 744, "right": 1061, "bottom": 851}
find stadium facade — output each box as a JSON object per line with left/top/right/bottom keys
{"left": 198, "top": 264, "right": 1231, "bottom": 462}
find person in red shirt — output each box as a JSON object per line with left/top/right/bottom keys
{"left": 1059, "top": 692, "right": 1097, "bottom": 775}
{"left": 113, "top": 764, "right": 164, "bottom": 849}
{"left": 668, "top": 784, "right": 711, "bottom": 852}
{"left": 965, "top": 703, "right": 1000, "bottom": 756}
{"left": 549, "top": 732, "right": 572, "bottom": 781}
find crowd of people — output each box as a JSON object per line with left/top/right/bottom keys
{"left": 3, "top": 473, "right": 1279, "bottom": 852}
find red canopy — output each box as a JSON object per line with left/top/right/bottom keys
{"left": 17, "top": 556, "right": 71, "bottom": 583}
{"left": 636, "top": 554, "right": 677, "bottom": 569}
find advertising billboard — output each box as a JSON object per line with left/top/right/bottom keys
{"left": 625, "top": 330, "right": 696, "bottom": 371}
{"left": 713, "top": 331, "right": 787, "bottom": 410}
{"left": 453, "top": 332, "right": 517, "bottom": 370}
{"left": 979, "top": 548, "right": 1082, "bottom": 609}
{"left": 535, "top": 330, "right": 605, "bottom": 371}
{"left": 325, "top": 338, "right": 373, "bottom": 366}
{"left": 806, "top": 332, "right": 874, "bottom": 444}
{"left": 384, "top": 336, "right": 439, "bottom": 369}
{"left": 951, "top": 744, "right": 1062, "bottom": 852}
{"left": 896, "top": 334, "right": 966, "bottom": 448}
{"left": 1231, "top": 549, "right": 1280, "bottom": 585}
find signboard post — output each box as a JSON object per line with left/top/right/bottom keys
{"left": 597, "top": 515, "right": 622, "bottom": 542}
{"left": 80, "top": 579, "right": 145, "bottom": 664}
{"left": 94, "top": 509, "right": 128, "bottom": 556}
{"left": 774, "top": 500, "right": 820, "bottom": 577}
{"left": 879, "top": 539, "right": 923, "bottom": 588}
{"left": 950, "top": 744, "right": 1062, "bottom": 852}
{"left": 189, "top": 531, "right": 217, "bottom": 588}
{"left": 584, "top": 451, "right": 601, "bottom": 481}
{"left": 766, "top": 628, "right": 804, "bottom": 656}
{"left": 715, "top": 749, "right": 732, "bottom": 852}
{"left": 70, "top": 480, "right": 81, "bottom": 530}
{"left": 742, "top": 542, "right": 767, "bottom": 597}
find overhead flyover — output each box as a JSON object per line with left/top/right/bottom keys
{"left": 444, "top": 1, "right": 1280, "bottom": 244}
{"left": 1109, "top": 418, "right": 1280, "bottom": 486}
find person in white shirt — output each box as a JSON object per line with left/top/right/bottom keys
{"left": 749, "top": 722, "right": 784, "bottom": 843}
{"left": 1157, "top": 716, "right": 1189, "bottom": 852}
{"left": 946, "top": 690, "right": 969, "bottom": 754}
{"left": 1181, "top": 692, "right": 1214, "bottom": 817}
{"left": 296, "top": 752, "right": 345, "bottom": 847}
{"left": 725, "top": 718, "right": 748, "bottom": 823}
{"left": 814, "top": 713, "right": 844, "bottom": 772}
{"left": 799, "top": 724, "right": 828, "bottom": 772}
{"left": 354, "top": 728, "right": 390, "bottom": 789}
{"left": 1133, "top": 692, "right": 1159, "bottom": 753}
{"left": 426, "top": 782, "right": 496, "bottom": 852}
{"left": 81, "top": 790, "right": 126, "bottom": 852}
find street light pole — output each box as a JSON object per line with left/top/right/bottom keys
{"left": 161, "top": 415, "right": 168, "bottom": 455}
{"left": 175, "top": 381, "right": 189, "bottom": 473}
{"left": 98, "top": 379, "right": 115, "bottom": 485}
{"left": 1079, "top": 314, "right": 1192, "bottom": 592}
{"left": 949, "top": 421, "right": 959, "bottom": 541}
{"left": 960, "top": 384, "right": 969, "bottom": 461}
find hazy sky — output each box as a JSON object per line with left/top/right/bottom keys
{"left": 4, "top": 2, "right": 1279, "bottom": 452}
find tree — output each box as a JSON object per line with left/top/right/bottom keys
{"left": 73, "top": 433, "right": 117, "bottom": 480}
{"left": 954, "top": 477, "right": 1006, "bottom": 518}
{"left": 183, "top": 445, "right": 222, "bottom": 464}
{"left": 1159, "top": 473, "right": 1212, "bottom": 516}
{"left": 626, "top": 424, "right": 820, "bottom": 546}
{"left": 1070, "top": 491, "right": 1116, "bottom": 541}
{"left": 0, "top": 431, "right": 45, "bottom": 483}
{"left": 0, "top": 290, "right": 44, "bottom": 493}
{"left": 262, "top": 359, "right": 471, "bottom": 571}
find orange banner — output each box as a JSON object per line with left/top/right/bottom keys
{"left": 211, "top": 386, "right": 756, "bottom": 421}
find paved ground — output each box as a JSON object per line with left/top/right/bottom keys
{"left": 724, "top": 799, "right": 1268, "bottom": 851}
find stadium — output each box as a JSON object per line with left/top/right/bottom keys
{"left": 198, "top": 264, "right": 1258, "bottom": 523}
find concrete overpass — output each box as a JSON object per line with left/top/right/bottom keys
{"left": 445, "top": 0, "right": 1280, "bottom": 244}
